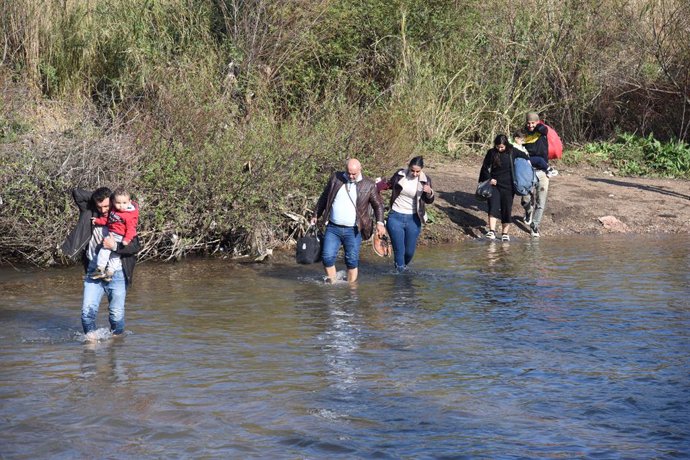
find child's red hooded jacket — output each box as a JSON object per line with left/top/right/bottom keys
{"left": 93, "top": 202, "right": 139, "bottom": 243}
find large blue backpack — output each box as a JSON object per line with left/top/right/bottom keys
{"left": 511, "top": 153, "right": 538, "bottom": 196}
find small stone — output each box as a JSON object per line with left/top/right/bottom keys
{"left": 598, "top": 215, "right": 629, "bottom": 232}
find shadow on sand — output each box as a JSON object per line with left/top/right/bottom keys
{"left": 587, "top": 177, "right": 690, "bottom": 200}
{"left": 435, "top": 190, "right": 487, "bottom": 238}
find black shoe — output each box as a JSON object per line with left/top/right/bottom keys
{"left": 90, "top": 267, "right": 107, "bottom": 279}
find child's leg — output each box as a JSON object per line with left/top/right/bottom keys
{"left": 104, "top": 233, "right": 124, "bottom": 275}
{"left": 94, "top": 228, "right": 111, "bottom": 269}
{"left": 96, "top": 247, "right": 112, "bottom": 269}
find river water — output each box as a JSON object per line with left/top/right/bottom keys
{"left": 1, "top": 234, "right": 688, "bottom": 458}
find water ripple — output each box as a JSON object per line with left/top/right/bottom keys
{"left": 0, "top": 235, "right": 688, "bottom": 458}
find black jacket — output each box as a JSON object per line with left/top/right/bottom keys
{"left": 478, "top": 147, "right": 529, "bottom": 191}
{"left": 524, "top": 123, "right": 549, "bottom": 163}
{"left": 61, "top": 188, "right": 140, "bottom": 286}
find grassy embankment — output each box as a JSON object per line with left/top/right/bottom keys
{"left": 1, "top": 0, "right": 689, "bottom": 265}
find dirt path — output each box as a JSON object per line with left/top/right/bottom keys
{"left": 420, "top": 157, "right": 690, "bottom": 243}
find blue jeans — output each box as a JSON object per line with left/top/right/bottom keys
{"left": 81, "top": 269, "right": 127, "bottom": 335}
{"left": 322, "top": 223, "right": 362, "bottom": 269}
{"left": 386, "top": 211, "right": 421, "bottom": 270}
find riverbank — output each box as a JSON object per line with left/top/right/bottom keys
{"left": 418, "top": 156, "right": 690, "bottom": 244}
{"left": 260, "top": 157, "right": 689, "bottom": 265}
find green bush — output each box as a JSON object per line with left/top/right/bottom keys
{"left": 2, "top": 0, "right": 690, "bottom": 265}
{"left": 0, "top": 87, "right": 415, "bottom": 264}
{"left": 578, "top": 133, "right": 690, "bottom": 178}
{"left": 0, "top": 115, "right": 29, "bottom": 143}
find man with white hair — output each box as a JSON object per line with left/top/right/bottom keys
{"left": 312, "top": 158, "right": 385, "bottom": 283}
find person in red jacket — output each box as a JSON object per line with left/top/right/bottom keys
{"left": 91, "top": 188, "right": 139, "bottom": 282}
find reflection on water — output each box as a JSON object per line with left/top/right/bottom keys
{"left": 1, "top": 234, "right": 689, "bottom": 458}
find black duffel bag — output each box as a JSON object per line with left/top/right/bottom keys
{"left": 295, "top": 225, "right": 322, "bottom": 264}
{"left": 475, "top": 179, "right": 493, "bottom": 201}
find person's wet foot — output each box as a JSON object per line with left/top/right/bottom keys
{"left": 84, "top": 331, "right": 98, "bottom": 342}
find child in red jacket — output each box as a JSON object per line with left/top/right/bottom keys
{"left": 91, "top": 188, "right": 139, "bottom": 282}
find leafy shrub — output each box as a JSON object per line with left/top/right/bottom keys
{"left": 578, "top": 133, "right": 690, "bottom": 178}
{"left": 3, "top": 0, "right": 690, "bottom": 265}
{"left": 0, "top": 115, "right": 29, "bottom": 143}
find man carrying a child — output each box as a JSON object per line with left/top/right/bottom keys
{"left": 61, "top": 187, "right": 141, "bottom": 340}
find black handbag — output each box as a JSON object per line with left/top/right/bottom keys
{"left": 295, "top": 225, "right": 322, "bottom": 264}
{"left": 475, "top": 179, "right": 492, "bottom": 201}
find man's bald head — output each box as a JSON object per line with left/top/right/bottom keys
{"left": 346, "top": 158, "right": 362, "bottom": 181}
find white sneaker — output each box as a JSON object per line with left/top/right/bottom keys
{"left": 485, "top": 230, "right": 496, "bottom": 240}
{"left": 524, "top": 208, "right": 533, "bottom": 225}
{"left": 546, "top": 167, "right": 558, "bottom": 177}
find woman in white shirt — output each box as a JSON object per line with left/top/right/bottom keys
{"left": 384, "top": 156, "right": 434, "bottom": 272}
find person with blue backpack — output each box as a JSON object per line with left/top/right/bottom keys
{"left": 521, "top": 112, "right": 556, "bottom": 237}
{"left": 513, "top": 129, "right": 549, "bottom": 173}
{"left": 478, "top": 134, "right": 530, "bottom": 242}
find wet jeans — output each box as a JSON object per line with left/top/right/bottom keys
{"left": 386, "top": 211, "right": 421, "bottom": 270}
{"left": 81, "top": 269, "right": 127, "bottom": 335}
{"left": 322, "top": 223, "right": 362, "bottom": 269}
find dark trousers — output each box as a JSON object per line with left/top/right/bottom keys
{"left": 487, "top": 185, "right": 514, "bottom": 224}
